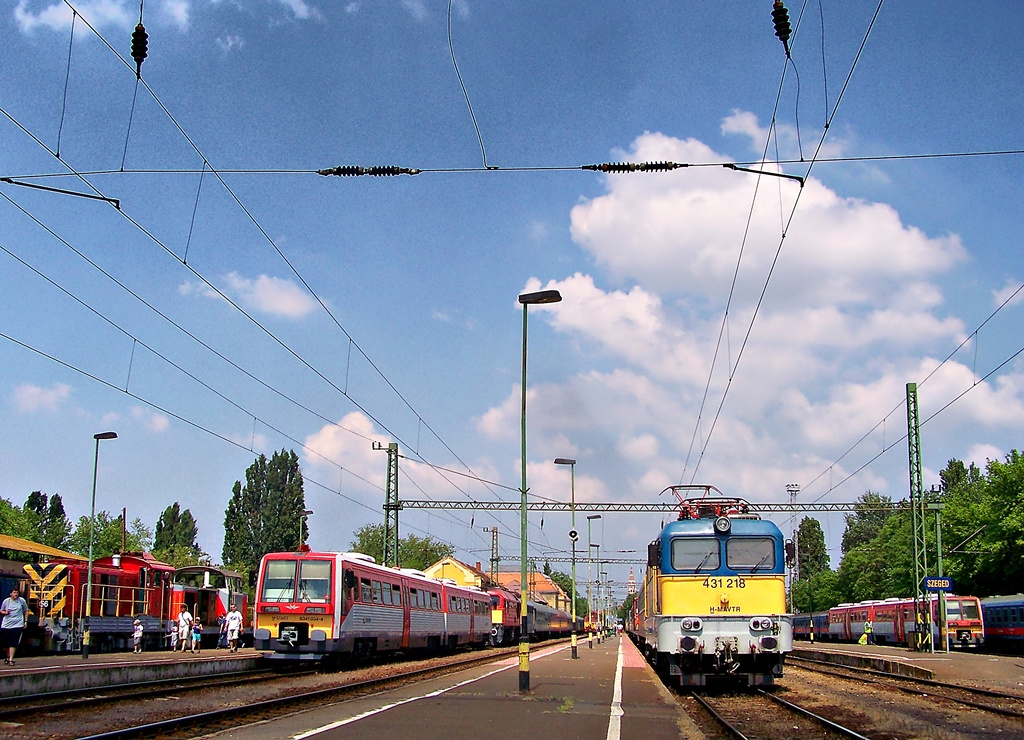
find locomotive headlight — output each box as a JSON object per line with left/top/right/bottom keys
{"left": 713, "top": 516, "right": 732, "bottom": 534}
{"left": 681, "top": 618, "right": 692, "bottom": 630}
{"left": 680, "top": 617, "right": 702, "bottom": 631}
{"left": 749, "top": 617, "right": 773, "bottom": 631}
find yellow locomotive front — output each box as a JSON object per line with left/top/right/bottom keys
{"left": 633, "top": 496, "right": 792, "bottom": 686}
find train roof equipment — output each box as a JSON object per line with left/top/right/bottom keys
{"left": 661, "top": 485, "right": 760, "bottom": 521}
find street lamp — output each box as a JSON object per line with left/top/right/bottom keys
{"left": 554, "top": 457, "right": 578, "bottom": 659}
{"left": 299, "top": 509, "right": 314, "bottom": 549}
{"left": 83, "top": 431, "right": 117, "bottom": 659}
{"left": 587, "top": 514, "right": 601, "bottom": 647}
{"left": 517, "top": 288, "right": 562, "bottom": 693}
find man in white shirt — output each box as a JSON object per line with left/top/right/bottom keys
{"left": 1, "top": 588, "right": 30, "bottom": 666}
{"left": 176, "top": 605, "right": 194, "bottom": 652}
{"left": 224, "top": 604, "right": 243, "bottom": 653}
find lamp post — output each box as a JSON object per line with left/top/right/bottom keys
{"left": 554, "top": 457, "right": 578, "bottom": 659}
{"left": 517, "top": 288, "right": 562, "bottom": 692}
{"left": 298, "top": 509, "right": 313, "bottom": 549}
{"left": 587, "top": 514, "right": 601, "bottom": 647}
{"left": 83, "top": 431, "right": 117, "bottom": 659}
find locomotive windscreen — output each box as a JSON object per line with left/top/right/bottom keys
{"left": 670, "top": 538, "right": 719, "bottom": 571}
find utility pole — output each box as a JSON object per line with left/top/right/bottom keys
{"left": 374, "top": 442, "right": 401, "bottom": 568}
{"left": 485, "top": 527, "right": 499, "bottom": 584}
{"left": 906, "top": 383, "right": 930, "bottom": 651}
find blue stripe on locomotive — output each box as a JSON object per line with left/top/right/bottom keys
{"left": 659, "top": 517, "right": 785, "bottom": 576}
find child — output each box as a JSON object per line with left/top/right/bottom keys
{"left": 168, "top": 620, "right": 177, "bottom": 651}
{"left": 192, "top": 619, "right": 203, "bottom": 654}
{"left": 133, "top": 618, "right": 144, "bottom": 653}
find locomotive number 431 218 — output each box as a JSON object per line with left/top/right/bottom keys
{"left": 702, "top": 577, "right": 746, "bottom": 589}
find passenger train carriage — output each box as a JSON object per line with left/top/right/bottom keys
{"left": 253, "top": 550, "right": 493, "bottom": 661}
{"left": 629, "top": 490, "right": 792, "bottom": 687}
{"left": 982, "top": 594, "right": 1024, "bottom": 650}
{"left": 827, "top": 595, "right": 983, "bottom": 647}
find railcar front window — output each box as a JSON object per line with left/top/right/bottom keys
{"left": 670, "top": 538, "right": 720, "bottom": 571}
{"left": 961, "top": 600, "right": 980, "bottom": 620}
{"left": 298, "top": 560, "right": 331, "bottom": 602}
{"left": 726, "top": 537, "right": 776, "bottom": 571}
{"left": 261, "top": 560, "right": 297, "bottom": 602}
{"left": 945, "top": 600, "right": 961, "bottom": 619}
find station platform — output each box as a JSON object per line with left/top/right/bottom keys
{"left": 214, "top": 634, "right": 696, "bottom": 740}
{"left": 0, "top": 647, "right": 261, "bottom": 698}
{"left": 792, "top": 641, "right": 1024, "bottom": 694}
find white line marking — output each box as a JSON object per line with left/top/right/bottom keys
{"left": 605, "top": 638, "right": 624, "bottom": 740}
{"left": 291, "top": 645, "right": 571, "bottom": 739}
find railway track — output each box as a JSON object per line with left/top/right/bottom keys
{"left": 0, "top": 668, "right": 285, "bottom": 721}
{"left": 687, "top": 689, "right": 872, "bottom": 740}
{"left": 71, "top": 645, "right": 523, "bottom": 740}
{"left": 788, "top": 654, "right": 1024, "bottom": 720}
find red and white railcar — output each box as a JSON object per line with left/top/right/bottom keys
{"left": 253, "top": 549, "right": 492, "bottom": 661}
{"left": 486, "top": 586, "right": 521, "bottom": 645}
{"left": 829, "top": 595, "right": 984, "bottom": 647}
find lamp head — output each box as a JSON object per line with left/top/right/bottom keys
{"left": 94, "top": 431, "right": 118, "bottom": 440}
{"left": 554, "top": 458, "right": 576, "bottom": 466}
{"left": 518, "top": 290, "right": 562, "bottom": 305}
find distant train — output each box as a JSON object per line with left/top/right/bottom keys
{"left": 628, "top": 489, "right": 793, "bottom": 687}
{"left": 20, "top": 554, "right": 249, "bottom": 653}
{"left": 793, "top": 594, "right": 984, "bottom": 648}
{"left": 981, "top": 594, "right": 1024, "bottom": 651}
{"left": 252, "top": 549, "right": 575, "bottom": 661}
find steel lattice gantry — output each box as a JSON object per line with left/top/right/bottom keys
{"left": 397, "top": 500, "right": 907, "bottom": 512}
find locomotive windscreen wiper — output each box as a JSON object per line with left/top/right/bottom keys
{"left": 748, "top": 553, "right": 771, "bottom": 573}
{"left": 693, "top": 550, "right": 716, "bottom": 573}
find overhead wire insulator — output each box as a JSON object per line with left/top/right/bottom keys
{"left": 638, "top": 161, "right": 686, "bottom": 172}
{"left": 131, "top": 23, "right": 148, "bottom": 78}
{"left": 772, "top": 1, "right": 792, "bottom": 58}
{"left": 367, "top": 166, "right": 421, "bottom": 176}
{"left": 317, "top": 165, "right": 421, "bottom": 177}
{"left": 317, "top": 166, "right": 366, "bottom": 176}
{"left": 583, "top": 162, "right": 640, "bottom": 173}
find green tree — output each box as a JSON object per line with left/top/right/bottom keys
{"left": 546, "top": 567, "right": 589, "bottom": 618}
{"left": 0, "top": 496, "right": 36, "bottom": 544}
{"left": 153, "top": 502, "right": 201, "bottom": 563}
{"left": 222, "top": 450, "right": 307, "bottom": 586}
{"left": 18, "top": 491, "right": 72, "bottom": 549}
{"left": 348, "top": 523, "right": 455, "bottom": 571}
{"left": 67, "top": 512, "right": 153, "bottom": 558}
{"left": 792, "top": 569, "right": 841, "bottom": 613}
{"left": 796, "top": 517, "right": 829, "bottom": 581}
{"left": 841, "top": 490, "right": 897, "bottom": 555}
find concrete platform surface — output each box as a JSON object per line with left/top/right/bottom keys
{"left": 793, "top": 641, "right": 1024, "bottom": 694}
{"left": 212, "top": 635, "right": 696, "bottom": 740}
{"left": 0, "top": 648, "right": 260, "bottom": 698}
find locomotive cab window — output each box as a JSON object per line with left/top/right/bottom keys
{"left": 961, "top": 600, "right": 980, "bottom": 620}
{"left": 670, "top": 537, "right": 720, "bottom": 571}
{"left": 726, "top": 537, "right": 775, "bottom": 571}
{"left": 298, "top": 560, "right": 331, "bottom": 603}
{"left": 261, "top": 560, "right": 297, "bottom": 602}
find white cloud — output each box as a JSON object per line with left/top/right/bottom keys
{"left": 223, "top": 272, "right": 317, "bottom": 318}
{"left": 965, "top": 443, "right": 1004, "bottom": 469}
{"left": 401, "top": 0, "right": 428, "bottom": 21}
{"left": 216, "top": 33, "right": 244, "bottom": 53}
{"left": 15, "top": 0, "right": 132, "bottom": 32}
{"left": 160, "top": 0, "right": 189, "bottom": 30}
{"left": 278, "top": 0, "right": 321, "bottom": 21}
{"left": 302, "top": 412, "right": 383, "bottom": 482}
{"left": 131, "top": 406, "right": 170, "bottom": 432}
{"left": 569, "top": 128, "right": 966, "bottom": 308}
{"left": 12, "top": 382, "right": 71, "bottom": 412}
{"left": 993, "top": 280, "right": 1024, "bottom": 308}
{"left": 344, "top": 2, "right": 359, "bottom": 13}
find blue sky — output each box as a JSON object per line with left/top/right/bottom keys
{"left": 2, "top": 1, "right": 1022, "bottom": 599}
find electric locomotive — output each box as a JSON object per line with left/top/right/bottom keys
{"left": 631, "top": 488, "right": 792, "bottom": 687}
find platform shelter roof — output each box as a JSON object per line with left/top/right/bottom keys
{"left": 0, "top": 533, "right": 85, "bottom": 561}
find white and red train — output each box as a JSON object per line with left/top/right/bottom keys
{"left": 21, "top": 553, "right": 249, "bottom": 652}
{"left": 253, "top": 549, "right": 575, "bottom": 661}
{"left": 793, "top": 594, "right": 984, "bottom": 648}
